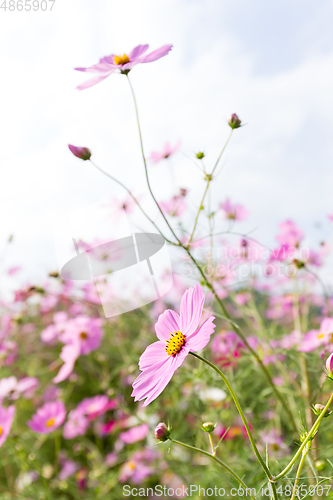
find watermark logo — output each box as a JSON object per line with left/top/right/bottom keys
{"left": 53, "top": 198, "right": 173, "bottom": 317}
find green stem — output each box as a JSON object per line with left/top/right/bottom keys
{"left": 126, "top": 74, "right": 181, "bottom": 243}
{"left": 211, "top": 128, "right": 233, "bottom": 176}
{"left": 189, "top": 352, "right": 276, "bottom": 493}
{"left": 187, "top": 179, "right": 210, "bottom": 245}
{"left": 290, "top": 444, "right": 310, "bottom": 500}
{"left": 272, "top": 392, "right": 333, "bottom": 481}
{"left": 208, "top": 432, "right": 215, "bottom": 456}
{"left": 171, "top": 439, "right": 256, "bottom": 500}
{"left": 54, "top": 433, "right": 61, "bottom": 466}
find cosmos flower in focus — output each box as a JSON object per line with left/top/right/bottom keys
{"left": 149, "top": 141, "right": 181, "bottom": 163}
{"left": 131, "top": 284, "right": 216, "bottom": 406}
{"left": 28, "top": 401, "right": 66, "bottom": 434}
{"left": 75, "top": 44, "right": 173, "bottom": 90}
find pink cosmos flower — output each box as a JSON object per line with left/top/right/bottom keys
{"left": 27, "top": 401, "right": 66, "bottom": 434}
{"left": 58, "top": 453, "right": 79, "bottom": 481}
{"left": 328, "top": 214, "right": 333, "bottom": 222}
{"left": 0, "top": 405, "right": 15, "bottom": 447}
{"left": 53, "top": 316, "right": 103, "bottom": 383}
{"left": 211, "top": 330, "right": 244, "bottom": 367}
{"left": 63, "top": 408, "right": 89, "bottom": 440}
{"left": 119, "top": 423, "right": 149, "bottom": 444}
{"left": 276, "top": 220, "right": 304, "bottom": 248}
{"left": 131, "top": 284, "right": 216, "bottom": 407}
{"left": 76, "top": 395, "right": 116, "bottom": 420}
{"left": 119, "top": 449, "right": 160, "bottom": 484}
{"left": 75, "top": 44, "right": 173, "bottom": 90}
{"left": 299, "top": 318, "right": 333, "bottom": 352}
{"left": 220, "top": 198, "right": 248, "bottom": 221}
{"left": 159, "top": 194, "right": 186, "bottom": 217}
{"left": 149, "top": 141, "right": 181, "bottom": 163}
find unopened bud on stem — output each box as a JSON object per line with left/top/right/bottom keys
{"left": 68, "top": 144, "right": 92, "bottom": 161}
{"left": 228, "top": 113, "right": 241, "bottom": 130}
{"left": 154, "top": 422, "right": 170, "bottom": 442}
{"left": 201, "top": 422, "right": 216, "bottom": 433}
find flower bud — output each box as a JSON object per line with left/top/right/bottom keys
{"left": 201, "top": 422, "right": 216, "bottom": 433}
{"left": 154, "top": 422, "right": 170, "bottom": 442}
{"left": 68, "top": 144, "right": 91, "bottom": 161}
{"left": 228, "top": 113, "right": 241, "bottom": 130}
{"left": 196, "top": 152, "right": 205, "bottom": 160}
{"left": 326, "top": 353, "right": 333, "bottom": 379}
{"left": 315, "top": 460, "right": 326, "bottom": 471}
{"left": 312, "top": 403, "right": 331, "bottom": 418}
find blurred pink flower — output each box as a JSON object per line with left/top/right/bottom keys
{"left": 326, "top": 352, "right": 333, "bottom": 375}
{"left": 7, "top": 266, "right": 21, "bottom": 276}
{"left": 159, "top": 194, "right": 186, "bottom": 217}
{"left": 132, "top": 284, "right": 216, "bottom": 406}
{"left": 260, "top": 429, "right": 290, "bottom": 458}
{"left": 119, "top": 423, "right": 149, "bottom": 444}
{"left": 63, "top": 408, "right": 89, "bottom": 440}
{"left": 119, "top": 449, "right": 159, "bottom": 484}
{"left": 105, "top": 451, "right": 118, "bottom": 467}
{"left": 149, "top": 140, "right": 181, "bottom": 163}
{"left": 76, "top": 395, "right": 116, "bottom": 421}
{"left": 220, "top": 198, "right": 248, "bottom": 221}
{"left": 276, "top": 220, "right": 304, "bottom": 248}
{"left": 28, "top": 401, "right": 66, "bottom": 434}
{"left": 58, "top": 451, "right": 79, "bottom": 480}
{"left": 75, "top": 44, "right": 173, "bottom": 90}
{"left": 211, "top": 330, "right": 244, "bottom": 367}
{"left": 270, "top": 244, "right": 296, "bottom": 262}
{"left": 299, "top": 318, "right": 333, "bottom": 352}
{"left": 0, "top": 405, "right": 15, "bottom": 448}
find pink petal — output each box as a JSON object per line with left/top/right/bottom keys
{"left": 76, "top": 71, "right": 115, "bottom": 90}
{"left": 141, "top": 44, "right": 173, "bottom": 63}
{"left": 187, "top": 317, "right": 216, "bottom": 352}
{"left": 138, "top": 341, "right": 166, "bottom": 370}
{"left": 155, "top": 309, "right": 181, "bottom": 341}
{"left": 179, "top": 284, "right": 205, "bottom": 335}
{"left": 129, "top": 44, "right": 149, "bottom": 60}
{"left": 75, "top": 63, "right": 113, "bottom": 73}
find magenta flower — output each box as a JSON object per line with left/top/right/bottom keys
{"left": 28, "top": 401, "right": 66, "bottom": 434}
{"left": 131, "top": 284, "right": 216, "bottom": 406}
{"left": 119, "top": 423, "right": 149, "bottom": 444}
{"left": 75, "top": 44, "right": 173, "bottom": 90}
{"left": 0, "top": 405, "right": 15, "bottom": 448}
{"left": 149, "top": 140, "right": 181, "bottom": 163}
{"left": 220, "top": 198, "right": 248, "bottom": 221}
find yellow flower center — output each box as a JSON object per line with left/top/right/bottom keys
{"left": 114, "top": 54, "right": 130, "bottom": 65}
{"left": 128, "top": 461, "right": 136, "bottom": 470}
{"left": 317, "top": 333, "right": 324, "bottom": 339}
{"left": 0, "top": 427, "right": 3, "bottom": 436}
{"left": 80, "top": 332, "right": 87, "bottom": 339}
{"left": 46, "top": 418, "right": 55, "bottom": 428}
{"left": 165, "top": 330, "right": 186, "bottom": 356}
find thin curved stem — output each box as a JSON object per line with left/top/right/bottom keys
{"left": 211, "top": 128, "right": 233, "bottom": 176}
{"left": 189, "top": 352, "right": 276, "bottom": 496}
{"left": 89, "top": 160, "right": 176, "bottom": 246}
{"left": 126, "top": 75, "right": 182, "bottom": 243}
{"left": 171, "top": 439, "right": 256, "bottom": 500}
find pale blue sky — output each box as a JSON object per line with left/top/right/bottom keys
{"left": 1, "top": 0, "right": 333, "bottom": 292}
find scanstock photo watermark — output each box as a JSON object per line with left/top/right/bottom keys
{"left": 123, "top": 484, "right": 333, "bottom": 497}
{"left": 181, "top": 243, "right": 312, "bottom": 280}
